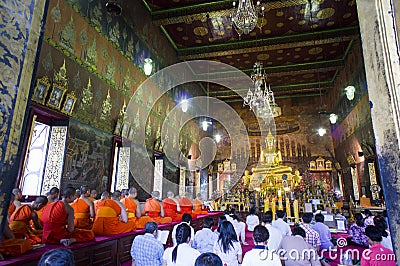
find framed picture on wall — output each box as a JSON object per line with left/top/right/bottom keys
{"left": 47, "top": 84, "right": 66, "bottom": 110}
{"left": 32, "top": 76, "right": 51, "bottom": 104}
{"left": 61, "top": 92, "right": 76, "bottom": 115}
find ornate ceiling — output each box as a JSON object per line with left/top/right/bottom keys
{"left": 140, "top": 0, "right": 360, "bottom": 101}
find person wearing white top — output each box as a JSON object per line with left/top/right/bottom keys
{"left": 163, "top": 223, "right": 200, "bottom": 266}
{"left": 261, "top": 211, "right": 282, "bottom": 252}
{"left": 242, "top": 225, "right": 282, "bottom": 266}
{"left": 272, "top": 210, "right": 292, "bottom": 236}
{"left": 245, "top": 207, "right": 259, "bottom": 232}
{"left": 172, "top": 213, "right": 195, "bottom": 246}
{"left": 193, "top": 217, "right": 218, "bottom": 253}
{"left": 213, "top": 221, "right": 242, "bottom": 266}
{"left": 231, "top": 214, "right": 247, "bottom": 245}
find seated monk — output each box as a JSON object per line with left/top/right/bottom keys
{"left": 0, "top": 223, "right": 32, "bottom": 259}
{"left": 9, "top": 196, "right": 48, "bottom": 244}
{"left": 193, "top": 193, "right": 208, "bottom": 215}
{"left": 92, "top": 191, "right": 136, "bottom": 235}
{"left": 120, "top": 187, "right": 153, "bottom": 228}
{"left": 88, "top": 190, "right": 97, "bottom": 202}
{"left": 41, "top": 187, "right": 94, "bottom": 246}
{"left": 36, "top": 187, "right": 59, "bottom": 221}
{"left": 162, "top": 191, "right": 183, "bottom": 222}
{"left": 179, "top": 192, "right": 197, "bottom": 219}
{"left": 70, "top": 185, "right": 95, "bottom": 229}
{"left": 8, "top": 188, "right": 22, "bottom": 218}
{"left": 143, "top": 191, "right": 172, "bottom": 224}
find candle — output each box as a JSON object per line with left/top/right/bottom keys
{"left": 278, "top": 189, "right": 282, "bottom": 197}
{"left": 264, "top": 197, "right": 269, "bottom": 212}
{"left": 271, "top": 198, "right": 276, "bottom": 220}
{"left": 293, "top": 199, "right": 299, "bottom": 223}
{"left": 286, "top": 198, "right": 291, "bottom": 218}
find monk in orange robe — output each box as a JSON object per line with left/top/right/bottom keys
{"left": 41, "top": 187, "right": 94, "bottom": 246}
{"left": 92, "top": 191, "right": 136, "bottom": 235}
{"left": 121, "top": 187, "right": 153, "bottom": 228}
{"left": 8, "top": 188, "right": 22, "bottom": 218}
{"left": 70, "top": 185, "right": 95, "bottom": 229}
{"left": 0, "top": 223, "right": 32, "bottom": 258}
{"left": 193, "top": 193, "right": 208, "bottom": 215}
{"left": 36, "top": 187, "right": 59, "bottom": 221}
{"left": 162, "top": 191, "right": 183, "bottom": 222}
{"left": 179, "top": 192, "right": 197, "bottom": 219}
{"left": 9, "top": 196, "right": 48, "bottom": 244}
{"left": 143, "top": 191, "right": 172, "bottom": 224}
{"left": 88, "top": 189, "right": 98, "bottom": 202}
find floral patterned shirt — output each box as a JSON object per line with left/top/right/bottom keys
{"left": 349, "top": 223, "right": 369, "bottom": 247}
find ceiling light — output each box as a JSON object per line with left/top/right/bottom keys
{"left": 318, "top": 128, "right": 327, "bottom": 136}
{"left": 181, "top": 99, "right": 188, "bottom": 113}
{"left": 215, "top": 134, "right": 222, "bottom": 143}
{"left": 329, "top": 113, "right": 338, "bottom": 124}
{"left": 345, "top": 85, "right": 356, "bottom": 101}
{"left": 232, "top": 0, "right": 265, "bottom": 37}
{"left": 143, "top": 58, "right": 153, "bottom": 76}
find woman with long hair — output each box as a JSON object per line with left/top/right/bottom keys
{"left": 163, "top": 223, "right": 200, "bottom": 266}
{"left": 213, "top": 221, "right": 242, "bottom": 266}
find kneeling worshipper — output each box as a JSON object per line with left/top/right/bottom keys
{"left": 41, "top": 187, "right": 95, "bottom": 246}
{"left": 70, "top": 185, "right": 95, "bottom": 229}
{"left": 162, "top": 191, "right": 183, "bottom": 222}
{"left": 193, "top": 193, "right": 208, "bottom": 215}
{"left": 143, "top": 191, "right": 172, "bottom": 224}
{"left": 9, "top": 196, "right": 48, "bottom": 244}
{"left": 120, "top": 187, "right": 153, "bottom": 228}
{"left": 179, "top": 192, "right": 197, "bottom": 219}
{"left": 0, "top": 223, "right": 32, "bottom": 259}
{"left": 92, "top": 191, "right": 136, "bottom": 235}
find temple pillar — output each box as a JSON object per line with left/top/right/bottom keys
{"left": 357, "top": 0, "right": 400, "bottom": 259}
{"left": 0, "top": 0, "right": 48, "bottom": 239}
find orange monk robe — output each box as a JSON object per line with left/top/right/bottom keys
{"left": 143, "top": 198, "right": 172, "bottom": 224}
{"left": 92, "top": 199, "right": 135, "bottom": 235}
{"left": 120, "top": 197, "right": 153, "bottom": 228}
{"left": 9, "top": 205, "right": 42, "bottom": 244}
{"left": 87, "top": 197, "right": 96, "bottom": 202}
{"left": 193, "top": 199, "right": 208, "bottom": 215}
{"left": 70, "top": 198, "right": 92, "bottom": 229}
{"left": 0, "top": 238, "right": 32, "bottom": 257}
{"left": 8, "top": 202, "right": 16, "bottom": 217}
{"left": 162, "top": 198, "right": 183, "bottom": 222}
{"left": 179, "top": 197, "right": 197, "bottom": 219}
{"left": 41, "top": 201, "right": 94, "bottom": 245}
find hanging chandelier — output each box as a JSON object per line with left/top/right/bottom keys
{"left": 231, "top": 0, "right": 265, "bottom": 37}
{"left": 243, "top": 62, "right": 282, "bottom": 118}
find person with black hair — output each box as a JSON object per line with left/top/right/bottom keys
{"left": 172, "top": 213, "right": 195, "bottom": 246}
{"left": 163, "top": 223, "right": 200, "bottom": 266}
{"left": 194, "top": 252, "right": 223, "bottom": 266}
{"left": 300, "top": 213, "right": 320, "bottom": 251}
{"left": 242, "top": 225, "right": 281, "bottom": 266}
{"left": 272, "top": 209, "right": 292, "bottom": 236}
{"left": 360, "top": 225, "right": 396, "bottom": 266}
{"left": 131, "top": 222, "right": 164, "bottom": 266}
{"left": 213, "top": 215, "right": 227, "bottom": 238}
{"left": 70, "top": 185, "right": 95, "bottom": 230}
{"left": 245, "top": 207, "right": 259, "bottom": 231}
{"left": 193, "top": 217, "right": 218, "bottom": 253}
{"left": 373, "top": 215, "right": 393, "bottom": 250}
{"left": 261, "top": 211, "right": 282, "bottom": 251}
{"left": 231, "top": 214, "right": 247, "bottom": 245}
{"left": 213, "top": 221, "right": 242, "bottom": 266}
{"left": 363, "top": 209, "right": 374, "bottom": 226}
{"left": 348, "top": 213, "right": 369, "bottom": 247}
{"left": 311, "top": 213, "right": 334, "bottom": 250}
{"left": 38, "top": 248, "right": 74, "bottom": 266}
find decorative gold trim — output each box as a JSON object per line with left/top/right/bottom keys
{"left": 47, "top": 84, "right": 67, "bottom": 110}
{"left": 61, "top": 91, "right": 77, "bottom": 115}
{"left": 32, "top": 76, "right": 51, "bottom": 105}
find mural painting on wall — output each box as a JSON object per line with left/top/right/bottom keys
{"left": 62, "top": 119, "right": 113, "bottom": 193}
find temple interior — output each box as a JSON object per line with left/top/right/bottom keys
{"left": 0, "top": 0, "right": 399, "bottom": 263}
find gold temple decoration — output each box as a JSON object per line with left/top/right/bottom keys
{"left": 53, "top": 59, "right": 68, "bottom": 87}
{"left": 100, "top": 89, "right": 112, "bottom": 120}
{"left": 81, "top": 77, "right": 93, "bottom": 111}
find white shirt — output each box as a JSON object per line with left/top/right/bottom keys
{"left": 213, "top": 240, "right": 242, "bottom": 266}
{"left": 381, "top": 231, "right": 393, "bottom": 251}
{"left": 272, "top": 218, "right": 292, "bottom": 236}
{"left": 246, "top": 214, "right": 260, "bottom": 231}
{"left": 193, "top": 228, "right": 218, "bottom": 253}
{"left": 172, "top": 222, "right": 195, "bottom": 246}
{"left": 163, "top": 243, "right": 200, "bottom": 266}
{"left": 242, "top": 248, "right": 281, "bottom": 266}
{"left": 265, "top": 224, "right": 282, "bottom": 252}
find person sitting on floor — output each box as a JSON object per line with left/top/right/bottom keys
{"left": 348, "top": 213, "right": 369, "bottom": 247}
{"left": 213, "top": 221, "right": 242, "bottom": 266}
{"left": 9, "top": 196, "right": 48, "bottom": 244}
{"left": 272, "top": 210, "right": 292, "bottom": 236}
{"left": 179, "top": 192, "right": 197, "bottom": 219}
{"left": 312, "top": 213, "right": 335, "bottom": 250}
{"left": 360, "top": 225, "right": 396, "bottom": 266}
{"left": 261, "top": 211, "right": 282, "bottom": 251}
{"left": 120, "top": 187, "right": 153, "bottom": 228}
{"left": 40, "top": 186, "right": 94, "bottom": 246}
{"left": 363, "top": 209, "right": 374, "bottom": 226}
{"left": 38, "top": 248, "right": 74, "bottom": 266}
{"left": 242, "top": 225, "right": 282, "bottom": 266}
{"left": 163, "top": 223, "right": 200, "bottom": 266}
{"left": 245, "top": 207, "right": 259, "bottom": 232}
{"left": 88, "top": 190, "right": 97, "bottom": 202}
{"left": 47, "top": 187, "right": 60, "bottom": 204}
{"left": 162, "top": 191, "right": 183, "bottom": 222}
{"left": 231, "top": 214, "right": 247, "bottom": 245}
{"left": 92, "top": 191, "right": 135, "bottom": 235}
{"left": 193, "top": 193, "right": 208, "bottom": 215}
{"left": 143, "top": 191, "right": 172, "bottom": 224}
{"left": 373, "top": 215, "right": 393, "bottom": 251}
{"left": 8, "top": 188, "right": 23, "bottom": 217}
{"left": 172, "top": 213, "right": 195, "bottom": 246}
{"left": 193, "top": 217, "right": 218, "bottom": 253}
{"left": 70, "top": 185, "right": 95, "bottom": 230}
{"left": 130, "top": 222, "right": 164, "bottom": 266}
{"left": 194, "top": 252, "right": 223, "bottom": 266}
{"left": 213, "top": 215, "right": 227, "bottom": 238}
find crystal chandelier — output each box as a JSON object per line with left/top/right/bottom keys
{"left": 243, "top": 62, "right": 282, "bottom": 118}
{"left": 231, "top": 0, "right": 265, "bottom": 37}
